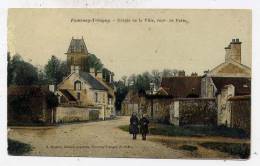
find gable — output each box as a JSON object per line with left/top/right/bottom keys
{"left": 208, "top": 61, "right": 251, "bottom": 77}
{"left": 58, "top": 72, "right": 107, "bottom": 91}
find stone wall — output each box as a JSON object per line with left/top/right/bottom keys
{"left": 179, "top": 98, "right": 217, "bottom": 126}
{"left": 170, "top": 98, "right": 217, "bottom": 126}
{"left": 55, "top": 106, "right": 90, "bottom": 123}
{"left": 145, "top": 97, "right": 217, "bottom": 126}
{"left": 229, "top": 96, "right": 251, "bottom": 134}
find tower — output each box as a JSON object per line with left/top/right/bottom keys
{"left": 65, "top": 36, "right": 88, "bottom": 72}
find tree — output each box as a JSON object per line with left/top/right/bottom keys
{"left": 86, "top": 53, "right": 103, "bottom": 72}
{"left": 102, "top": 68, "right": 114, "bottom": 83}
{"left": 151, "top": 69, "right": 161, "bottom": 88}
{"left": 9, "top": 54, "right": 39, "bottom": 85}
{"left": 121, "top": 76, "right": 127, "bottom": 86}
{"left": 44, "top": 55, "right": 68, "bottom": 84}
{"left": 114, "top": 80, "right": 128, "bottom": 111}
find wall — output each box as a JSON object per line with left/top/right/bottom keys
{"left": 170, "top": 98, "right": 217, "bottom": 126}
{"left": 55, "top": 106, "right": 90, "bottom": 123}
{"left": 8, "top": 95, "right": 53, "bottom": 125}
{"left": 149, "top": 98, "right": 172, "bottom": 123}
{"left": 229, "top": 96, "right": 251, "bottom": 134}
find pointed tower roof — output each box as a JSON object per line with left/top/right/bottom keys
{"left": 66, "top": 37, "right": 88, "bottom": 55}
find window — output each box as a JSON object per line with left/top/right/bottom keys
{"left": 103, "top": 93, "right": 105, "bottom": 103}
{"left": 81, "top": 46, "right": 84, "bottom": 52}
{"left": 74, "top": 81, "right": 81, "bottom": 91}
{"left": 70, "top": 46, "right": 75, "bottom": 53}
{"left": 95, "top": 92, "right": 98, "bottom": 103}
{"left": 108, "top": 98, "right": 112, "bottom": 105}
{"left": 77, "top": 92, "right": 80, "bottom": 100}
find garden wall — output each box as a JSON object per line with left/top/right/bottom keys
{"left": 170, "top": 98, "right": 218, "bottom": 126}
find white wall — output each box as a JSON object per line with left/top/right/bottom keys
{"left": 56, "top": 106, "right": 89, "bottom": 123}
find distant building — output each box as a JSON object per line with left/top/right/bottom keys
{"left": 160, "top": 76, "right": 202, "bottom": 98}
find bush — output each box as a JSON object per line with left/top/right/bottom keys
{"left": 119, "top": 124, "right": 249, "bottom": 138}
{"left": 8, "top": 139, "right": 32, "bottom": 155}
{"left": 200, "top": 142, "right": 250, "bottom": 159}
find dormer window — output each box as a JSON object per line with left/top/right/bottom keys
{"left": 74, "top": 80, "right": 81, "bottom": 91}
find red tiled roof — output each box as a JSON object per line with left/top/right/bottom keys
{"left": 160, "top": 77, "right": 202, "bottom": 98}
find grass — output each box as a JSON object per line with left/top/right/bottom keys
{"left": 200, "top": 142, "right": 250, "bottom": 159}
{"left": 8, "top": 139, "right": 32, "bottom": 155}
{"left": 179, "top": 145, "right": 198, "bottom": 152}
{"left": 118, "top": 123, "right": 249, "bottom": 138}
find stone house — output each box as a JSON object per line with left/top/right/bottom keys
{"left": 8, "top": 86, "right": 56, "bottom": 125}
{"left": 56, "top": 37, "right": 115, "bottom": 120}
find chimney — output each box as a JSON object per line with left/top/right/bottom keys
{"left": 109, "top": 73, "right": 113, "bottom": 83}
{"left": 71, "top": 65, "right": 75, "bottom": 74}
{"left": 96, "top": 71, "right": 103, "bottom": 80}
{"left": 75, "top": 66, "right": 80, "bottom": 74}
{"left": 89, "top": 68, "right": 95, "bottom": 77}
{"left": 225, "top": 44, "right": 231, "bottom": 62}
{"left": 229, "top": 38, "right": 242, "bottom": 63}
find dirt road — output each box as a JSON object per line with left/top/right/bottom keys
{"left": 8, "top": 116, "right": 243, "bottom": 158}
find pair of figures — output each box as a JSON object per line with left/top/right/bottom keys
{"left": 129, "top": 113, "right": 150, "bottom": 140}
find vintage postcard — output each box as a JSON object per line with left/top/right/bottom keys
{"left": 7, "top": 9, "right": 251, "bottom": 159}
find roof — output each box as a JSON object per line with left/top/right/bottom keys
{"left": 66, "top": 37, "right": 88, "bottom": 54}
{"left": 59, "top": 89, "right": 77, "bottom": 101}
{"left": 79, "top": 72, "right": 108, "bottom": 91}
{"left": 160, "top": 77, "right": 202, "bottom": 98}
{"left": 211, "top": 77, "right": 251, "bottom": 95}
{"left": 8, "top": 85, "right": 51, "bottom": 97}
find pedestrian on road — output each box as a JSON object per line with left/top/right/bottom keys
{"left": 130, "top": 112, "right": 139, "bottom": 140}
{"left": 140, "top": 114, "right": 149, "bottom": 140}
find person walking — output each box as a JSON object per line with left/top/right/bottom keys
{"left": 130, "top": 112, "right": 139, "bottom": 140}
{"left": 140, "top": 114, "right": 149, "bottom": 140}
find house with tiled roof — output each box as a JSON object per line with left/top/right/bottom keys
{"left": 160, "top": 76, "right": 202, "bottom": 98}
{"left": 55, "top": 37, "right": 115, "bottom": 120}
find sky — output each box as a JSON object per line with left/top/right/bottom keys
{"left": 8, "top": 9, "right": 251, "bottom": 80}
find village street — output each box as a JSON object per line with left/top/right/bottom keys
{"left": 8, "top": 116, "right": 247, "bottom": 159}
